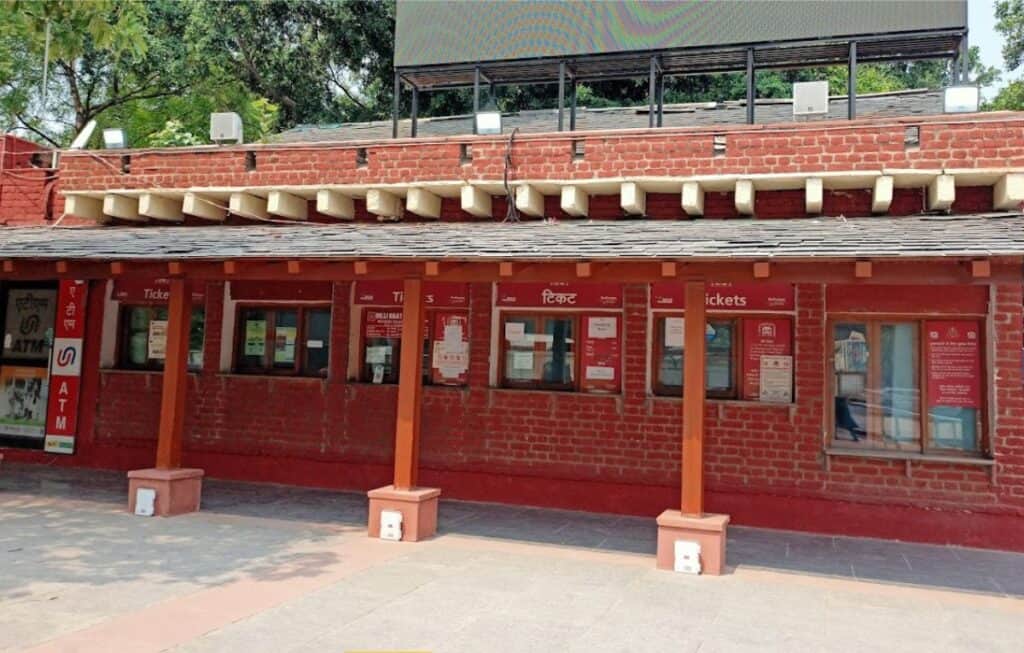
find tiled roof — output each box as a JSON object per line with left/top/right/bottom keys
{"left": 3, "top": 213, "right": 1023, "bottom": 262}
{"left": 275, "top": 89, "right": 943, "bottom": 144}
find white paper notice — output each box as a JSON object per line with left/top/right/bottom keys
{"left": 504, "top": 322, "right": 525, "bottom": 341}
{"left": 365, "top": 346, "right": 389, "bottom": 364}
{"left": 372, "top": 364, "right": 385, "bottom": 384}
{"left": 433, "top": 341, "right": 469, "bottom": 378}
{"left": 443, "top": 324, "right": 463, "bottom": 344}
{"left": 759, "top": 355, "right": 793, "bottom": 403}
{"left": 148, "top": 320, "right": 168, "bottom": 359}
{"left": 665, "top": 317, "right": 684, "bottom": 348}
{"left": 511, "top": 351, "right": 534, "bottom": 370}
{"left": 587, "top": 316, "right": 617, "bottom": 339}
{"left": 306, "top": 339, "right": 324, "bottom": 349}
{"left": 585, "top": 365, "right": 615, "bottom": 380}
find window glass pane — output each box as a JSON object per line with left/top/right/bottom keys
{"left": 272, "top": 310, "right": 298, "bottom": 367}
{"left": 504, "top": 317, "right": 537, "bottom": 382}
{"left": 240, "top": 309, "right": 268, "bottom": 369}
{"left": 3, "top": 288, "right": 57, "bottom": 362}
{"left": 303, "top": 309, "right": 330, "bottom": 376}
{"left": 658, "top": 317, "right": 684, "bottom": 390}
{"left": 833, "top": 323, "right": 869, "bottom": 442}
{"left": 365, "top": 337, "right": 399, "bottom": 383}
{"left": 930, "top": 407, "right": 978, "bottom": 451}
{"left": 706, "top": 321, "right": 734, "bottom": 393}
{"left": 188, "top": 308, "right": 205, "bottom": 370}
{"left": 543, "top": 317, "right": 574, "bottom": 385}
{"left": 880, "top": 323, "right": 920, "bottom": 446}
{"left": 124, "top": 306, "right": 153, "bottom": 368}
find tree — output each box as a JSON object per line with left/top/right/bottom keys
{"left": 992, "top": 0, "right": 1024, "bottom": 109}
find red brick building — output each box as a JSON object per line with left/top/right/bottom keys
{"left": 3, "top": 100, "right": 1024, "bottom": 572}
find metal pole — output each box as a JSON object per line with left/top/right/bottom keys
{"left": 848, "top": 41, "right": 857, "bottom": 120}
{"left": 960, "top": 34, "right": 969, "bottom": 83}
{"left": 570, "top": 78, "right": 577, "bottom": 131}
{"left": 392, "top": 72, "right": 400, "bottom": 139}
{"left": 410, "top": 85, "right": 419, "bottom": 138}
{"left": 558, "top": 61, "right": 566, "bottom": 132}
{"left": 473, "top": 67, "right": 480, "bottom": 135}
{"left": 648, "top": 56, "right": 657, "bottom": 128}
{"left": 657, "top": 73, "right": 665, "bottom": 127}
{"left": 746, "top": 48, "right": 755, "bottom": 125}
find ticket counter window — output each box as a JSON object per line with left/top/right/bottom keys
{"left": 236, "top": 307, "right": 330, "bottom": 377}
{"left": 502, "top": 315, "right": 576, "bottom": 391}
{"left": 654, "top": 318, "right": 737, "bottom": 398}
{"left": 119, "top": 306, "right": 205, "bottom": 371}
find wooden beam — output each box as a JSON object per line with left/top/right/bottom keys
{"left": 425, "top": 261, "right": 441, "bottom": 276}
{"left": 872, "top": 175, "right": 894, "bottom": 214}
{"left": 229, "top": 192, "right": 269, "bottom": 220}
{"left": 753, "top": 261, "right": 771, "bottom": 279}
{"left": 560, "top": 185, "right": 589, "bottom": 217}
{"left": 103, "top": 194, "right": 145, "bottom": 222}
{"left": 460, "top": 185, "right": 492, "bottom": 218}
{"left": 855, "top": 260, "right": 873, "bottom": 278}
{"left": 927, "top": 174, "right": 955, "bottom": 211}
{"left": 139, "top": 193, "right": 184, "bottom": 222}
{"left": 514, "top": 185, "right": 544, "bottom": 217}
{"left": 575, "top": 262, "right": 592, "bottom": 278}
{"left": 223, "top": 261, "right": 237, "bottom": 275}
{"left": 994, "top": 173, "right": 1024, "bottom": 210}
{"left": 167, "top": 261, "right": 184, "bottom": 276}
{"left": 2, "top": 260, "right": 14, "bottom": 273}
{"left": 499, "top": 262, "right": 514, "bottom": 277}
{"left": 620, "top": 182, "right": 646, "bottom": 215}
{"left": 681, "top": 281, "right": 706, "bottom": 516}
{"left": 110, "top": 261, "right": 124, "bottom": 275}
{"left": 406, "top": 188, "right": 442, "bottom": 219}
{"left": 183, "top": 192, "right": 227, "bottom": 222}
{"left": 65, "top": 195, "right": 106, "bottom": 222}
{"left": 971, "top": 259, "right": 991, "bottom": 278}
{"left": 661, "top": 261, "right": 677, "bottom": 278}
{"left": 393, "top": 278, "right": 426, "bottom": 490}
{"left": 316, "top": 189, "right": 355, "bottom": 220}
{"left": 734, "top": 180, "right": 754, "bottom": 215}
{"left": 354, "top": 261, "right": 369, "bottom": 275}
{"left": 155, "top": 278, "right": 192, "bottom": 470}
{"left": 267, "top": 191, "right": 309, "bottom": 220}
{"left": 681, "top": 181, "right": 704, "bottom": 216}
{"left": 287, "top": 260, "right": 301, "bottom": 275}
{"left": 805, "top": 177, "right": 823, "bottom": 214}
{"left": 55, "top": 261, "right": 68, "bottom": 274}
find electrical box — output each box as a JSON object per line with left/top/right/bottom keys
{"left": 674, "top": 540, "right": 702, "bottom": 574}
{"left": 380, "top": 509, "right": 403, "bottom": 541}
{"left": 134, "top": 487, "right": 156, "bottom": 517}
{"left": 793, "top": 81, "right": 830, "bottom": 117}
{"left": 210, "top": 112, "right": 244, "bottom": 144}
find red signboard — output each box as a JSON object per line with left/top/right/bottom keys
{"left": 431, "top": 312, "right": 470, "bottom": 385}
{"left": 742, "top": 318, "right": 793, "bottom": 400}
{"left": 354, "top": 281, "right": 469, "bottom": 307}
{"left": 925, "top": 320, "right": 982, "bottom": 408}
{"left": 650, "top": 282, "right": 794, "bottom": 311}
{"left": 580, "top": 314, "right": 621, "bottom": 392}
{"left": 231, "top": 281, "right": 332, "bottom": 302}
{"left": 364, "top": 309, "right": 404, "bottom": 339}
{"left": 496, "top": 282, "right": 623, "bottom": 309}
{"left": 44, "top": 280, "right": 88, "bottom": 454}
{"left": 112, "top": 278, "right": 206, "bottom": 304}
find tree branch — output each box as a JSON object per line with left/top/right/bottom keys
{"left": 14, "top": 114, "right": 61, "bottom": 147}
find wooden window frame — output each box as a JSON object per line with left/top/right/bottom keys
{"left": 826, "top": 314, "right": 989, "bottom": 457}
{"left": 233, "top": 304, "right": 331, "bottom": 377}
{"left": 116, "top": 303, "right": 206, "bottom": 372}
{"left": 498, "top": 312, "right": 580, "bottom": 392}
{"left": 651, "top": 313, "right": 744, "bottom": 399}
{"left": 357, "top": 308, "right": 470, "bottom": 386}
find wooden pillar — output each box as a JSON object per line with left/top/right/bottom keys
{"left": 393, "top": 277, "right": 425, "bottom": 489}
{"left": 154, "top": 277, "right": 192, "bottom": 470}
{"left": 681, "top": 281, "right": 706, "bottom": 515}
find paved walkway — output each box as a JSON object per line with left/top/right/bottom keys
{"left": 2, "top": 464, "right": 1023, "bottom": 652}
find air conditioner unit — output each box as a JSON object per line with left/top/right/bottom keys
{"left": 793, "top": 81, "right": 830, "bottom": 117}
{"left": 210, "top": 112, "right": 243, "bottom": 144}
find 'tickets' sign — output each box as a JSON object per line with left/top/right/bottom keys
{"left": 580, "top": 314, "right": 621, "bottom": 392}
{"left": 742, "top": 318, "right": 793, "bottom": 402}
{"left": 925, "top": 320, "right": 982, "bottom": 408}
{"left": 496, "top": 282, "right": 623, "bottom": 308}
{"left": 44, "top": 280, "right": 88, "bottom": 454}
{"left": 354, "top": 281, "right": 469, "bottom": 307}
{"left": 112, "top": 278, "right": 205, "bottom": 304}
{"left": 650, "top": 282, "right": 794, "bottom": 311}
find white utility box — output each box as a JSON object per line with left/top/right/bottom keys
{"left": 134, "top": 487, "right": 156, "bottom": 517}
{"left": 674, "top": 540, "right": 702, "bottom": 574}
{"left": 793, "top": 81, "right": 830, "bottom": 117}
{"left": 380, "top": 509, "right": 403, "bottom": 541}
{"left": 210, "top": 112, "right": 243, "bottom": 144}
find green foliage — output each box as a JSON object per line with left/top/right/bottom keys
{"left": 989, "top": 80, "right": 1024, "bottom": 110}
{"left": 996, "top": 0, "right": 1024, "bottom": 71}
{"left": 146, "top": 119, "right": 202, "bottom": 147}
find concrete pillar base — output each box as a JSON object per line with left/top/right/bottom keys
{"left": 656, "top": 510, "right": 730, "bottom": 575}
{"left": 367, "top": 485, "right": 441, "bottom": 542}
{"left": 127, "top": 468, "right": 204, "bottom": 516}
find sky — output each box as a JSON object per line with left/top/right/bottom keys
{"left": 969, "top": 0, "right": 1013, "bottom": 98}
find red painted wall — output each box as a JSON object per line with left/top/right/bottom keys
{"left": 0, "top": 135, "right": 55, "bottom": 226}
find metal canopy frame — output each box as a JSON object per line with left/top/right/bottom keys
{"left": 391, "top": 29, "right": 967, "bottom": 137}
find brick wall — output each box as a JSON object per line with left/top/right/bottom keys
{"left": 0, "top": 135, "right": 54, "bottom": 226}
{"left": 75, "top": 277, "right": 1024, "bottom": 549}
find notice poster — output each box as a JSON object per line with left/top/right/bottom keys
{"left": 742, "top": 318, "right": 793, "bottom": 401}
{"left": 44, "top": 280, "right": 88, "bottom": 454}
{"left": 244, "top": 320, "right": 267, "bottom": 356}
{"left": 274, "top": 326, "right": 297, "bottom": 364}
{"left": 759, "top": 356, "right": 793, "bottom": 403}
{"left": 665, "top": 317, "right": 684, "bottom": 348}
{"left": 432, "top": 312, "right": 469, "bottom": 385}
{"left": 147, "top": 320, "right": 168, "bottom": 360}
{"left": 0, "top": 366, "right": 48, "bottom": 437}
{"left": 3, "top": 288, "right": 57, "bottom": 361}
{"left": 364, "top": 310, "right": 404, "bottom": 339}
{"left": 925, "top": 320, "right": 981, "bottom": 408}
{"left": 580, "top": 315, "right": 621, "bottom": 392}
